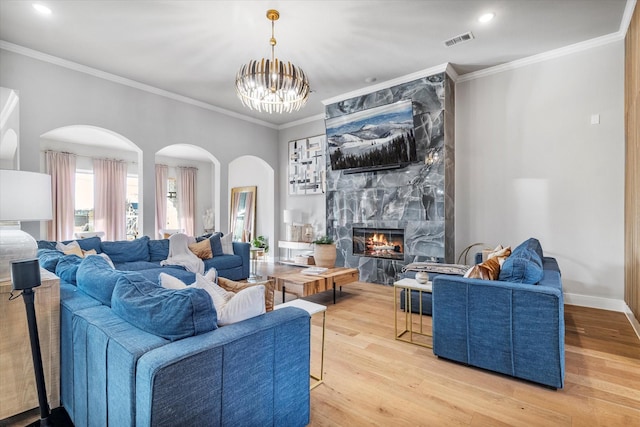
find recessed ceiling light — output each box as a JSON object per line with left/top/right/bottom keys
{"left": 32, "top": 3, "right": 52, "bottom": 15}
{"left": 364, "top": 77, "right": 377, "bottom": 83}
{"left": 478, "top": 12, "right": 495, "bottom": 23}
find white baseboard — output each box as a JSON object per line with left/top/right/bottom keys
{"left": 564, "top": 293, "right": 640, "bottom": 340}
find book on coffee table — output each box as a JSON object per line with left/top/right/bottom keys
{"left": 302, "top": 267, "right": 328, "bottom": 275}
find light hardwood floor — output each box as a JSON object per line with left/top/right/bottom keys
{"left": 4, "top": 266, "right": 639, "bottom": 426}
{"left": 303, "top": 280, "right": 640, "bottom": 426}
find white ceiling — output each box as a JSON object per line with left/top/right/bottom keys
{"left": 0, "top": 0, "right": 630, "bottom": 129}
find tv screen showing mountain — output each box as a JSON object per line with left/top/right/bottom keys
{"left": 326, "top": 99, "right": 416, "bottom": 173}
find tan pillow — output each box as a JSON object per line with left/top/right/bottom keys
{"left": 464, "top": 256, "right": 501, "bottom": 280}
{"left": 188, "top": 239, "right": 213, "bottom": 260}
{"left": 218, "top": 277, "right": 275, "bottom": 312}
{"left": 487, "top": 245, "right": 511, "bottom": 265}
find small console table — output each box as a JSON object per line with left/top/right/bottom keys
{"left": 394, "top": 277, "right": 433, "bottom": 348}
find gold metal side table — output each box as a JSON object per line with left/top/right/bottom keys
{"left": 274, "top": 299, "right": 327, "bottom": 389}
{"left": 394, "top": 278, "right": 433, "bottom": 348}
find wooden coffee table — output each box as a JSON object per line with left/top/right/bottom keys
{"left": 269, "top": 267, "right": 359, "bottom": 304}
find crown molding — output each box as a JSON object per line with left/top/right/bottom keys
{"left": 620, "top": 0, "right": 638, "bottom": 35}
{"left": 0, "top": 40, "right": 279, "bottom": 130}
{"left": 457, "top": 31, "right": 624, "bottom": 83}
{"left": 277, "top": 113, "right": 325, "bottom": 130}
{"left": 321, "top": 63, "right": 452, "bottom": 106}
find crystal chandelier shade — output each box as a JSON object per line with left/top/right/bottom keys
{"left": 235, "top": 10, "right": 310, "bottom": 114}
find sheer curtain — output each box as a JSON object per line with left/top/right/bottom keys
{"left": 45, "top": 151, "right": 76, "bottom": 241}
{"left": 177, "top": 167, "right": 197, "bottom": 236}
{"left": 93, "top": 158, "right": 127, "bottom": 241}
{"left": 155, "top": 164, "right": 168, "bottom": 238}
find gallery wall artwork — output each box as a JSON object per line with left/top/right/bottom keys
{"left": 288, "top": 134, "right": 326, "bottom": 195}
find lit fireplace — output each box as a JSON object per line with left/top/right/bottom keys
{"left": 352, "top": 227, "right": 404, "bottom": 260}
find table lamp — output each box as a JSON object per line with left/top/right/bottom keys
{"left": 0, "top": 169, "right": 52, "bottom": 281}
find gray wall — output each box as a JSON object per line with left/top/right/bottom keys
{"left": 455, "top": 41, "right": 625, "bottom": 301}
{"left": 0, "top": 48, "right": 279, "bottom": 238}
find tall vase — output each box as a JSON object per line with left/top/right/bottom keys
{"left": 314, "top": 244, "right": 336, "bottom": 268}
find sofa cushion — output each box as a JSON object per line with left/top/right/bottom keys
{"left": 189, "top": 239, "right": 213, "bottom": 259}
{"left": 464, "top": 257, "right": 501, "bottom": 281}
{"left": 55, "top": 255, "right": 83, "bottom": 285}
{"left": 148, "top": 238, "right": 169, "bottom": 262}
{"left": 135, "top": 267, "right": 196, "bottom": 285}
{"left": 498, "top": 248, "right": 544, "bottom": 284}
{"left": 76, "top": 255, "right": 129, "bottom": 306}
{"left": 111, "top": 273, "right": 217, "bottom": 341}
{"left": 512, "top": 237, "right": 543, "bottom": 261}
{"left": 203, "top": 254, "right": 243, "bottom": 271}
{"left": 209, "top": 233, "right": 225, "bottom": 257}
{"left": 218, "top": 276, "right": 275, "bottom": 312}
{"left": 73, "top": 236, "right": 103, "bottom": 253}
{"left": 101, "top": 236, "right": 150, "bottom": 263}
{"left": 38, "top": 248, "right": 64, "bottom": 272}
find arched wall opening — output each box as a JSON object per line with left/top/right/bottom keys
{"left": 155, "top": 144, "right": 221, "bottom": 237}
{"left": 39, "top": 125, "right": 143, "bottom": 240}
{"left": 229, "top": 155, "right": 275, "bottom": 256}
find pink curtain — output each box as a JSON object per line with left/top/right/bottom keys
{"left": 155, "top": 164, "right": 168, "bottom": 237}
{"left": 45, "top": 151, "right": 76, "bottom": 241}
{"left": 177, "top": 167, "right": 197, "bottom": 236}
{"left": 93, "top": 158, "right": 127, "bottom": 241}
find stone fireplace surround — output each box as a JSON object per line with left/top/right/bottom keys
{"left": 323, "top": 70, "right": 455, "bottom": 285}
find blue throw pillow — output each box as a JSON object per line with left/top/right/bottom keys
{"left": 37, "top": 240, "right": 57, "bottom": 250}
{"left": 111, "top": 273, "right": 217, "bottom": 341}
{"left": 148, "top": 239, "right": 170, "bottom": 262}
{"left": 209, "top": 233, "right": 225, "bottom": 257}
{"left": 76, "top": 255, "right": 129, "bottom": 306}
{"left": 101, "top": 235, "right": 150, "bottom": 263}
{"left": 37, "top": 249, "right": 64, "bottom": 272}
{"left": 499, "top": 248, "right": 544, "bottom": 284}
{"left": 55, "top": 255, "right": 83, "bottom": 285}
{"left": 512, "top": 237, "right": 544, "bottom": 261}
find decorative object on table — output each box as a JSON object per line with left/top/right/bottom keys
{"left": 312, "top": 235, "right": 337, "bottom": 268}
{"left": 302, "top": 224, "right": 314, "bottom": 243}
{"left": 283, "top": 209, "right": 302, "bottom": 241}
{"left": 230, "top": 186, "right": 256, "bottom": 242}
{"left": 288, "top": 135, "right": 326, "bottom": 195}
{"left": 0, "top": 170, "right": 52, "bottom": 281}
{"left": 235, "top": 9, "right": 310, "bottom": 114}
{"left": 251, "top": 235, "right": 269, "bottom": 255}
{"left": 402, "top": 262, "right": 471, "bottom": 276}
{"left": 414, "top": 271, "right": 429, "bottom": 284}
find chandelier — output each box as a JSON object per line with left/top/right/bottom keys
{"left": 235, "top": 9, "right": 310, "bottom": 114}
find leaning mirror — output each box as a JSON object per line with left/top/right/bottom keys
{"left": 229, "top": 186, "right": 256, "bottom": 242}
{"left": 0, "top": 87, "right": 19, "bottom": 170}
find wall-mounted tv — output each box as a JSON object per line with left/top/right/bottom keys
{"left": 325, "top": 99, "right": 416, "bottom": 174}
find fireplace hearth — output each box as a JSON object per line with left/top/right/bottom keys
{"left": 352, "top": 227, "right": 404, "bottom": 260}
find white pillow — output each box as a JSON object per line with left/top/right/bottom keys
{"left": 159, "top": 273, "right": 188, "bottom": 290}
{"left": 221, "top": 233, "right": 234, "bottom": 255}
{"left": 193, "top": 273, "right": 265, "bottom": 326}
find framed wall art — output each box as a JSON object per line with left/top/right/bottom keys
{"left": 288, "top": 134, "right": 325, "bottom": 195}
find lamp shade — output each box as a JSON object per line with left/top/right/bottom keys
{"left": 283, "top": 210, "right": 294, "bottom": 224}
{"left": 0, "top": 170, "right": 52, "bottom": 221}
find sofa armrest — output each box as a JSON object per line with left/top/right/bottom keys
{"left": 135, "top": 307, "right": 310, "bottom": 426}
{"left": 432, "top": 274, "right": 564, "bottom": 388}
{"left": 232, "top": 241, "right": 250, "bottom": 278}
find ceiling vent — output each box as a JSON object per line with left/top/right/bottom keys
{"left": 444, "top": 31, "right": 475, "bottom": 47}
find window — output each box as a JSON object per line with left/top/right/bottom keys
{"left": 74, "top": 170, "right": 94, "bottom": 234}
{"left": 126, "top": 174, "right": 139, "bottom": 240}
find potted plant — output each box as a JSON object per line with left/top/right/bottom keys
{"left": 312, "top": 235, "right": 336, "bottom": 268}
{"left": 251, "top": 235, "right": 269, "bottom": 256}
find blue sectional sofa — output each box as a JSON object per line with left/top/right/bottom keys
{"left": 38, "top": 234, "right": 250, "bottom": 282}
{"left": 431, "top": 238, "right": 565, "bottom": 389}
{"left": 37, "top": 236, "right": 311, "bottom": 426}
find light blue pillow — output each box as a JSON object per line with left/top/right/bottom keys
{"left": 76, "top": 255, "right": 129, "bottom": 306}
{"left": 148, "top": 238, "right": 169, "bottom": 262}
{"left": 499, "top": 248, "right": 544, "bottom": 284}
{"left": 101, "top": 235, "right": 150, "bottom": 263}
{"left": 55, "top": 254, "right": 83, "bottom": 285}
{"left": 111, "top": 274, "right": 217, "bottom": 341}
